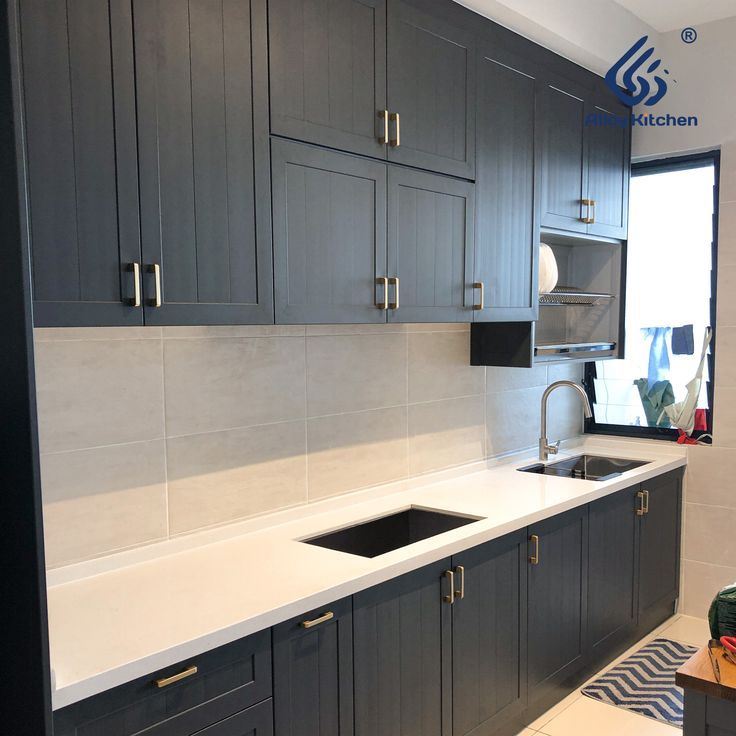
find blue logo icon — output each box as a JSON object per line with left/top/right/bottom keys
{"left": 681, "top": 27, "right": 697, "bottom": 43}
{"left": 605, "top": 35, "right": 669, "bottom": 107}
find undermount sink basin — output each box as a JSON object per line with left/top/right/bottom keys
{"left": 302, "top": 506, "right": 484, "bottom": 558}
{"left": 518, "top": 454, "right": 650, "bottom": 481}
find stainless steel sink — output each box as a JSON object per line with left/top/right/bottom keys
{"left": 518, "top": 454, "right": 650, "bottom": 481}
{"left": 301, "top": 506, "right": 484, "bottom": 558}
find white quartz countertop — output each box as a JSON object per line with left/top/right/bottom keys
{"left": 47, "top": 436, "right": 687, "bottom": 710}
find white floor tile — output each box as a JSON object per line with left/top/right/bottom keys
{"left": 515, "top": 729, "right": 537, "bottom": 736}
{"left": 526, "top": 691, "right": 581, "bottom": 730}
{"left": 659, "top": 615, "right": 711, "bottom": 647}
{"left": 538, "top": 696, "right": 680, "bottom": 736}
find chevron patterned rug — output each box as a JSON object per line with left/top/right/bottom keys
{"left": 582, "top": 638, "right": 698, "bottom": 727}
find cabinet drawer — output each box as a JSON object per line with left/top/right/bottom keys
{"left": 54, "top": 629, "right": 271, "bottom": 736}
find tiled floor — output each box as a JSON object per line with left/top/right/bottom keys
{"left": 520, "top": 615, "right": 712, "bottom": 736}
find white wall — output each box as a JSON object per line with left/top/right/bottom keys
{"left": 632, "top": 16, "right": 736, "bottom": 158}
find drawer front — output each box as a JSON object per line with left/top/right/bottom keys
{"left": 54, "top": 630, "right": 271, "bottom": 736}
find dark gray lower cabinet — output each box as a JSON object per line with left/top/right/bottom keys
{"left": 53, "top": 630, "right": 272, "bottom": 736}
{"left": 451, "top": 530, "right": 528, "bottom": 736}
{"left": 587, "top": 486, "right": 639, "bottom": 662}
{"left": 273, "top": 598, "right": 354, "bottom": 736}
{"left": 353, "top": 559, "right": 452, "bottom": 736}
{"left": 638, "top": 470, "right": 683, "bottom": 634}
{"left": 527, "top": 506, "right": 589, "bottom": 711}
{"left": 387, "top": 166, "right": 474, "bottom": 323}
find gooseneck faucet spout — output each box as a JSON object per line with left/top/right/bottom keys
{"left": 539, "top": 380, "right": 593, "bottom": 461}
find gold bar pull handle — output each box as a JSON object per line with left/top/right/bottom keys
{"left": 443, "top": 569, "right": 455, "bottom": 604}
{"left": 473, "top": 281, "right": 484, "bottom": 310}
{"left": 378, "top": 110, "right": 389, "bottom": 145}
{"left": 636, "top": 490, "right": 646, "bottom": 516}
{"left": 127, "top": 262, "right": 141, "bottom": 307}
{"left": 146, "top": 263, "right": 162, "bottom": 307}
{"left": 300, "top": 611, "right": 334, "bottom": 629}
{"left": 154, "top": 665, "right": 198, "bottom": 688}
{"left": 529, "top": 534, "right": 540, "bottom": 565}
{"left": 588, "top": 199, "right": 596, "bottom": 224}
{"left": 388, "top": 276, "right": 400, "bottom": 309}
{"left": 642, "top": 489, "right": 650, "bottom": 514}
{"left": 454, "top": 565, "right": 465, "bottom": 600}
{"left": 376, "top": 276, "right": 389, "bottom": 310}
{"left": 389, "top": 112, "right": 400, "bottom": 147}
{"left": 580, "top": 198, "right": 593, "bottom": 224}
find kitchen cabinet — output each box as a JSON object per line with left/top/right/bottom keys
{"left": 472, "top": 43, "right": 539, "bottom": 322}
{"left": 268, "top": 0, "right": 387, "bottom": 159}
{"left": 133, "top": 0, "right": 273, "bottom": 325}
{"left": 637, "top": 470, "right": 683, "bottom": 634}
{"left": 387, "top": 167, "right": 474, "bottom": 323}
{"left": 271, "top": 138, "right": 473, "bottom": 324}
{"left": 451, "top": 530, "right": 528, "bottom": 736}
{"left": 539, "top": 74, "right": 630, "bottom": 239}
{"left": 53, "top": 630, "right": 272, "bottom": 736}
{"left": 386, "top": 0, "right": 475, "bottom": 178}
{"left": 18, "top": 0, "right": 141, "bottom": 327}
{"left": 527, "top": 506, "right": 589, "bottom": 712}
{"left": 273, "top": 598, "right": 354, "bottom": 736}
{"left": 270, "top": 139, "right": 387, "bottom": 324}
{"left": 587, "top": 487, "right": 639, "bottom": 663}
{"left": 352, "top": 558, "right": 452, "bottom": 736}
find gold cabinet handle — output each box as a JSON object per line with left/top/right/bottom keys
{"left": 529, "top": 534, "right": 540, "bottom": 565}
{"left": 146, "top": 263, "right": 162, "bottom": 307}
{"left": 378, "top": 110, "right": 389, "bottom": 145}
{"left": 473, "top": 281, "right": 484, "bottom": 310}
{"left": 154, "top": 665, "right": 198, "bottom": 688}
{"left": 443, "top": 569, "right": 455, "bottom": 604}
{"left": 388, "top": 276, "right": 399, "bottom": 309}
{"left": 127, "top": 262, "right": 141, "bottom": 307}
{"left": 389, "top": 112, "right": 400, "bottom": 147}
{"left": 642, "top": 489, "right": 650, "bottom": 514}
{"left": 300, "top": 611, "right": 334, "bottom": 629}
{"left": 454, "top": 565, "right": 465, "bottom": 600}
{"left": 581, "top": 198, "right": 596, "bottom": 224}
{"left": 636, "top": 490, "right": 646, "bottom": 516}
{"left": 588, "top": 199, "right": 596, "bottom": 224}
{"left": 376, "top": 276, "right": 389, "bottom": 310}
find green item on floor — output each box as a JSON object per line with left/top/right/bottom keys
{"left": 708, "top": 583, "right": 736, "bottom": 638}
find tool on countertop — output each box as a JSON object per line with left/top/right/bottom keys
{"left": 708, "top": 639, "right": 722, "bottom": 683}
{"left": 721, "top": 636, "right": 736, "bottom": 666}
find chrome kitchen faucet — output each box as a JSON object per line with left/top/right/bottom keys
{"left": 539, "top": 381, "right": 593, "bottom": 461}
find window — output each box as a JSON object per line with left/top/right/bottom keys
{"left": 584, "top": 151, "right": 719, "bottom": 441}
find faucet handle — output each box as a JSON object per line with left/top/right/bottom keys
{"left": 549, "top": 441, "right": 560, "bottom": 455}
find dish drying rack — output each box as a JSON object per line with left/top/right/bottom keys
{"left": 539, "top": 285, "right": 615, "bottom": 306}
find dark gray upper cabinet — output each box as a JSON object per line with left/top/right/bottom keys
{"left": 133, "top": 0, "right": 273, "bottom": 325}
{"left": 527, "top": 506, "right": 589, "bottom": 709}
{"left": 472, "top": 44, "right": 539, "bottom": 322}
{"left": 585, "top": 93, "right": 631, "bottom": 239}
{"left": 387, "top": 167, "right": 474, "bottom": 323}
{"left": 386, "top": 0, "right": 475, "bottom": 178}
{"left": 540, "top": 73, "right": 630, "bottom": 239}
{"left": 353, "top": 559, "right": 453, "bottom": 736}
{"left": 271, "top": 139, "right": 388, "bottom": 324}
{"left": 638, "top": 470, "right": 683, "bottom": 633}
{"left": 451, "top": 530, "right": 528, "bottom": 736}
{"left": 273, "top": 598, "right": 354, "bottom": 736}
{"left": 587, "top": 487, "right": 639, "bottom": 662}
{"left": 539, "top": 77, "right": 589, "bottom": 235}
{"left": 18, "top": 0, "right": 141, "bottom": 327}
{"left": 268, "top": 0, "right": 387, "bottom": 159}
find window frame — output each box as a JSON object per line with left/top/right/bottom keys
{"left": 583, "top": 149, "right": 720, "bottom": 442}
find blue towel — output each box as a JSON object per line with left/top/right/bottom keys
{"left": 641, "top": 327, "right": 671, "bottom": 389}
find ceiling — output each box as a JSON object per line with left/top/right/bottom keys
{"left": 612, "top": 0, "right": 736, "bottom": 32}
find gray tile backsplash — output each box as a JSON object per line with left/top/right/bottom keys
{"left": 35, "top": 324, "right": 584, "bottom": 567}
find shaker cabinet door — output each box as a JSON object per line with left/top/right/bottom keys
{"left": 19, "top": 0, "right": 142, "bottom": 326}
{"left": 387, "top": 167, "right": 474, "bottom": 323}
{"left": 473, "top": 45, "right": 538, "bottom": 322}
{"left": 268, "top": 0, "right": 387, "bottom": 158}
{"left": 271, "top": 139, "right": 388, "bottom": 324}
{"left": 386, "top": 0, "right": 475, "bottom": 178}
{"left": 539, "top": 78, "right": 588, "bottom": 234}
{"left": 133, "top": 0, "right": 273, "bottom": 325}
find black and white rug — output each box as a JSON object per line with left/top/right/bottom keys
{"left": 582, "top": 638, "right": 698, "bottom": 728}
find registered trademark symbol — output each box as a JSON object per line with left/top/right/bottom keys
{"left": 681, "top": 27, "right": 697, "bottom": 43}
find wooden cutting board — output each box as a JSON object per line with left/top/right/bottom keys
{"left": 676, "top": 645, "right": 736, "bottom": 702}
